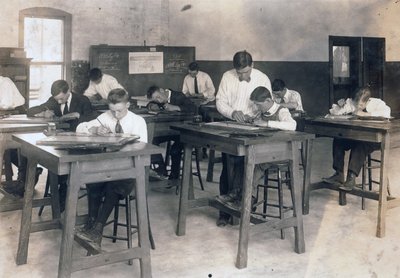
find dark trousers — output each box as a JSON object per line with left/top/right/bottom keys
{"left": 6, "top": 149, "right": 27, "bottom": 181}
{"left": 332, "top": 138, "right": 380, "bottom": 176}
{"left": 86, "top": 179, "right": 134, "bottom": 225}
{"left": 219, "top": 153, "right": 244, "bottom": 218}
{"left": 152, "top": 135, "right": 183, "bottom": 179}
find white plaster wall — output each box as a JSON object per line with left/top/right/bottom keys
{"left": 0, "top": 0, "right": 169, "bottom": 60}
{"left": 168, "top": 0, "right": 400, "bottom": 61}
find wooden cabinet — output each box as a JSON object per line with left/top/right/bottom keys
{"left": 0, "top": 48, "right": 31, "bottom": 111}
{"left": 329, "top": 36, "right": 385, "bottom": 107}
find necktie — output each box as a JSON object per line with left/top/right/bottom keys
{"left": 115, "top": 120, "right": 123, "bottom": 133}
{"left": 63, "top": 103, "right": 69, "bottom": 115}
{"left": 194, "top": 76, "right": 199, "bottom": 94}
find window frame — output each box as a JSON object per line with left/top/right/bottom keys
{"left": 19, "top": 7, "right": 72, "bottom": 93}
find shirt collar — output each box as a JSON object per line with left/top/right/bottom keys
{"left": 263, "top": 102, "right": 280, "bottom": 116}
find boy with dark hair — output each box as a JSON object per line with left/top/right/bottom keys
{"left": 2, "top": 80, "right": 95, "bottom": 200}
{"left": 75, "top": 88, "right": 147, "bottom": 247}
{"left": 84, "top": 68, "right": 124, "bottom": 101}
{"left": 182, "top": 61, "right": 215, "bottom": 104}
{"left": 323, "top": 87, "right": 391, "bottom": 191}
{"left": 271, "top": 79, "right": 304, "bottom": 112}
{"left": 147, "top": 85, "right": 197, "bottom": 180}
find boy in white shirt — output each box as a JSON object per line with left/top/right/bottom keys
{"left": 323, "top": 87, "right": 391, "bottom": 191}
{"left": 75, "top": 88, "right": 147, "bottom": 247}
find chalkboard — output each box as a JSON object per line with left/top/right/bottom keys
{"left": 89, "top": 45, "right": 195, "bottom": 97}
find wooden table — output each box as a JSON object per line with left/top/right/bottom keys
{"left": 0, "top": 122, "right": 48, "bottom": 184}
{"left": 304, "top": 117, "right": 400, "bottom": 237}
{"left": 140, "top": 112, "right": 194, "bottom": 143}
{"left": 171, "top": 123, "right": 314, "bottom": 269}
{"left": 12, "top": 133, "right": 161, "bottom": 278}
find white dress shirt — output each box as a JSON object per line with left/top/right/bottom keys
{"left": 0, "top": 76, "right": 25, "bottom": 109}
{"left": 76, "top": 110, "right": 148, "bottom": 143}
{"left": 60, "top": 92, "right": 72, "bottom": 115}
{"left": 254, "top": 102, "right": 297, "bottom": 131}
{"left": 84, "top": 74, "right": 124, "bottom": 100}
{"left": 366, "top": 98, "right": 391, "bottom": 118}
{"left": 216, "top": 68, "right": 271, "bottom": 119}
{"left": 182, "top": 71, "right": 216, "bottom": 101}
{"left": 275, "top": 89, "right": 304, "bottom": 111}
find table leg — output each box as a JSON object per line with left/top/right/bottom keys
{"left": 58, "top": 162, "right": 81, "bottom": 278}
{"left": 135, "top": 156, "right": 152, "bottom": 277}
{"left": 302, "top": 138, "right": 313, "bottom": 215}
{"left": 177, "top": 144, "right": 193, "bottom": 236}
{"left": 290, "top": 141, "right": 305, "bottom": 253}
{"left": 16, "top": 158, "right": 37, "bottom": 265}
{"left": 0, "top": 133, "right": 5, "bottom": 181}
{"left": 48, "top": 172, "right": 61, "bottom": 219}
{"left": 377, "top": 134, "right": 390, "bottom": 238}
{"left": 235, "top": 146, "right": 255, "bottom": 269}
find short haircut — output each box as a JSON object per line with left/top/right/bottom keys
{"left": 147, "top": 85, "right": 160, "bottom": 99}
{"left": 233, "top": 51, "right": 253, "bottom": 69}
{"left": 353, "top": 86, "right": 371, "bottom": 104}
{"left": 107, "top": 88, "right": 129, "bottom": 104}
{"left": 88, "top": 68, "right": 103, "bottom": 81}
{"left": 272, "top": 79, "right": 286, "bottom": 91}
{"left": 188, "top": 62, "right": 199, "bottom": 71}
{"left": 250, "top": 86, "right": 272, "bottom": 102}
{"left": 51, "top": 80, "right": 69, "bottom": 96}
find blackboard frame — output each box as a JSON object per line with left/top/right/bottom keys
{"left": 89, "top": 45, "right": 195, "bottom": 97}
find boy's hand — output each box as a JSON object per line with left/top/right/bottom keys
{"left": 97, "top": 126, "right": 111, "bottom": 135}
{"left": 35, "top": 110, "right": 55, "bottom": 119}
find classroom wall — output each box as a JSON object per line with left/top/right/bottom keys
{"left": 168, "top": 0, "right": 400, "bottom": 62}
{"left": 0, "top": 0, "right": 169, "bottom": 60}
{"left": 0, "top": 0, "right": 398, "bottom": 115}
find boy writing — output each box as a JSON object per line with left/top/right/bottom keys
{"left": 75, "top": 88, "right": 147, "bottom": 247}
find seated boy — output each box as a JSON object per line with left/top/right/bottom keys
{"left": 75, "top": 88, "right": 147, "bottom": 247}
{"left": 271, "top": 79, "right": 304, "bottom": 112}
{"left": 146, "top": 86, "right": 196, "bottom": 180}
{"left": 2, "top": 80, "right": 94, "bottom": 201}
{"left": 323, "top": 86, "right": 391, "bottom": 191}
{"left": 217, "top": 86, "right": 297, "bottom": 209}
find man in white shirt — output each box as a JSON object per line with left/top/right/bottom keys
{"left": 215, "top": 51, "right": 271, "bottom": 227}
{"left": 182, "top": 62, "right": 215, "bottom": 104}
{"left": 323, "top": 87, "right": 391, "bottom": 191}
{"left": 271, "top": 79, "right": 304, "bottom": 112}
{"left": 84, "top": 68, "right": 124, "bottom": 101}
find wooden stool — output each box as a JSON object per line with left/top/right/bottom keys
{"left": 253, "top": 161, "right": 294, "bottom": 239}
{"left": 103, "top": 194, "right": 155, "bottom": 265}
{"left": 361, "top": 153, "right": 391, "bottom": 210}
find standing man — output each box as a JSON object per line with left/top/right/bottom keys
{"left": 84, "top": 68, "right": 124, "bottom": 101}
{"left": 215, "top": 50, "right": 271, "bottom": 226}
{"left": 182, "top": 62, "right": 215, "bottom": 105}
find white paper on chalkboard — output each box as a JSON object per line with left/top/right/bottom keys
{"left": 128, "top": 52, "right": 163, "bottom": 74}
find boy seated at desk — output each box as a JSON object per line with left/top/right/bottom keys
{"left": 217, "top": 86, "right": 297, "bottom": 209}
{"left": 323, "top": 86, "right": 391, "bottom": 191}
{"left": 271, "top": 79, "right": 304, "bottom": 112}
{"left": 0, "top": 75, "right": 26, "bottom": 112}
{"left": 146, "top": 85, "right": 196, "bottom": 180}
{"left": 75, "top": 88, "right": 147, "bottom": 247}
{"left": 1, "top": 80, "right": 95, "bottom": 201}
{"left": 83, "top": 68, "right": 125, "bottom": 103}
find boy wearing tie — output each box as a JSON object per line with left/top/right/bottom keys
{"left": 75, "top": 88, "right": 147, "bottom": 247}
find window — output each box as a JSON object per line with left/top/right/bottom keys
{"left": 19, "top": 8, "right": 71, "bottom": 106}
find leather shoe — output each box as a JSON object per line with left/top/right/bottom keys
{"left": 323, "top": 172, "right": 344, "bottom": 185}
{"left": 216, "top": 215, "right": 230, "bottom": 227}
{"left": 339, "top": 176, "right": 356, "bottom": 191}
